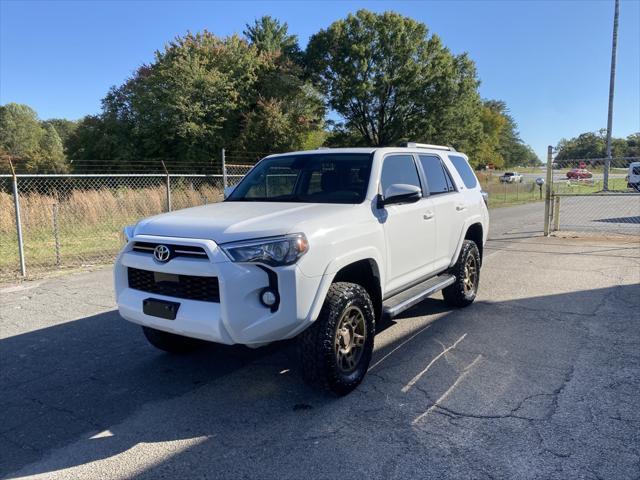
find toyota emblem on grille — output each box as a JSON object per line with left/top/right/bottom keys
{"left": 153, "top": 244, "right": 171, "bottom": 262}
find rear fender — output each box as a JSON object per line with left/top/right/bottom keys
{"left": 449, "top": 215, "right": 485, "bottom": 268}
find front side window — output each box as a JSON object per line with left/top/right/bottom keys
{"left": 449, "top": 155, "right": 478, "bottom": 189}
{"left": 227, "top": 153, "right": 372, "bottom": 204}
{"left": 418, "top": 155, "right": 455, "bottom": 195}
{"left": 380, "top": 155, "right": 421, "bottom": 194}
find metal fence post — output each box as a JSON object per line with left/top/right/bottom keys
{"left": 9, "top": 161, "right": 26, "bottom": 277}
{"left": 222, "top": 148, "right": 227, "bottom": 190}
{"left": 161, "top": 161, "right": 171, "bottom": 212}
{"left": 52, "top": 203, "right": 61, "bottom": 267}
{"left": 553, "top": 196, "right": 561, "bottom": 232}
{"left": 544, "top": 146, "right": 553, "bottom": 236}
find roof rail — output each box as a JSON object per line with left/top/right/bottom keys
{"left": 399, "top": 142, "right": 456, "bottom": 152}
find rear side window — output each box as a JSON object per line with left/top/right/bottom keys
{"left": 632, "top": 165, "right": 640, "bottom": 176}
{"left": 418, "top": 155, "right": 455, "bottom": 195}
{"left": 449, "top": 155, "right": 478, "bottom": 188}
{"left": 381, "top": 155, "right": 421, "bottom": 193}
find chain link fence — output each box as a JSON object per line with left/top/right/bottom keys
{"left": 0, "top": 155, "right": 262, "bottom": 281}
{"left": 476, "top": 170, "right": 547, "bottom": 208}
{"left": 5, "top": 150, "right": 636, "bottom": 280}
{"left": 545, "top": 156, "right": 640, "bottom": 236}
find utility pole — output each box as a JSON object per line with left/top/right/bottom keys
{"left": 603, "top": 0, "right": 619, "bottom": 191}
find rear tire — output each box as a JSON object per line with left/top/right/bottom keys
{"left": 442, "top": 240, "right": 481, "bottom": 308}
{"left": 142, "top": 326, "right": 206, "bottom": 354}
{"left": 298, "top": 282, "right": 375, "bottom": 396}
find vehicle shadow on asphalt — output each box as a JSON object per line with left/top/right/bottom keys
{"left": 2, "top": 284, "right": 639, "bottom": 479}
{"left": 0, "top": 313, "right": 287, "bottom": 476}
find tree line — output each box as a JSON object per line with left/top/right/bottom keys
{"left": 2, "top": 11, "right": 547, "bottom": 173}
{"left": 555, "top": 130, "right": 639, "bottom": 161}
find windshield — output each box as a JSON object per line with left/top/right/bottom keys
{"left": 226, "top": 153, "right": 373, "bottom": 203}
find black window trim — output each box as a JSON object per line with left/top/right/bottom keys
{"left": 414, "top": 152, "right": 459, "bottom": 197}
{"left": 380, "top": 152, "right": 424, "bottom": 196}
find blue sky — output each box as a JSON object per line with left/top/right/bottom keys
{"left": 1, "top": 0, "right": 639, "bottom": 161}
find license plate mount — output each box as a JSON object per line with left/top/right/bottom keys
{"left": 143, "top": 298, "right": 180, "bottom": 320}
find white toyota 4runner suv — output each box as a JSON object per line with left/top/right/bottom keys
{"left": 115, "top": 143, "right": 489, "bottom": 395}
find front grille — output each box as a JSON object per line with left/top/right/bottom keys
{"left": 132, "top": 242, "right": 208, "bottom": 261}
{"left": 127, "top": 268, "right": 220, "bottom": 302}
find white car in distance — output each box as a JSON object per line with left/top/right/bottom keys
{"left": 499, "top": 171, "right": 523, "bottom": 183}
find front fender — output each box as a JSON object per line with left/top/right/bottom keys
{"left": 301, "top": 246, "right": 385, "bottom": 327}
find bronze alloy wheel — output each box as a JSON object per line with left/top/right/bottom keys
{"left": 298, "top": 282, "right": 375, "bottom": 395}
{"left": 463, "top": 254, "right": 478, "bottom": 294}
{"left": 334, "top": 306, "right": 367, "bottom": 373}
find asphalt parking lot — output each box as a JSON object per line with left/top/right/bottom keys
{"left": 1, "top": 204, "right": 639, "bottom": 479}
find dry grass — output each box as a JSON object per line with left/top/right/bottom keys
{"left": 1, "top": 185, "right": 222, "bottom": 235}
{"left": 0, "top": 184, "right": 223, "bottom": 278}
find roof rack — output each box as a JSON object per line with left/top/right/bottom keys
{"left": 399, "top": 142, "right": 456, "bottom": 152}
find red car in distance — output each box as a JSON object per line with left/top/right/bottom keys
{"left": 566, "top": 168, "right": 593, "bottom": 180}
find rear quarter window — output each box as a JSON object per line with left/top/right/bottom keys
{"left": 449, "top": 155, "right": 478, "bottom": 189}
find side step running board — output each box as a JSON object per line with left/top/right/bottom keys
{"left": 382, "top": 274, "right": 456, "bottom": 319}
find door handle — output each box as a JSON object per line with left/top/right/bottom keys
{"left": 423, "top": 211, "right": 434, "bottom": 220}
{"left": 456, "top": 205, "right": 466, "bottom": 211}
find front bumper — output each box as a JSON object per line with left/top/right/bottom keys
{"left": 114, "top": 235, "right": 326, "bottom": 346}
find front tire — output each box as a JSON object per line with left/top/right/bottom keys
{"left": 442, "top": 240, "right": 481, "bottom": 308}
{"left": 298, "top": 282, "right": 375, "bottom": 396}
{"left": 142, "top": 326, "right": 206, "bottom": 354}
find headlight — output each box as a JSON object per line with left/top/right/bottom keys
{"left": 220, "top": 233, "right": 309, "bottom": 267}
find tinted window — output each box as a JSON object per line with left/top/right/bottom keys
{"left": 449, "top": 155, "right": 478, "bottom": 188}
{"left": 227, "top": 153, "right": 372, "bottom": 204}
{"left": 419, "top": 155, "right": 455, "bottom": 195}
{"left": 381, "top": 155, "right": 421, "bottom": 194}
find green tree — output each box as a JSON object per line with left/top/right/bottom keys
{"left": 241, "top": 18, "right": 325, "bottom": 154}
{"left": 243, "top": 16, "right": 301, "bottom": 60}
{"left": 306, "top": 10, "right": 483, "bottom": 152}
{"left": 480, "top": 100, "right": 539, "bottom": 167}
{"left": 0, "top": 103, "right": 67, "bottom": 172}
{"left": 555, "top": 131, "right": 607, "bottom": 160}
{"left": 32, "top": 122, "right": 65, "bottom": 172}
{"left": 555, "top": 130, "right": 640, "bottom": 163}
{"left": 0, "top": 103, "right": 43, "bottom": 158}
{"left": 237, "top": 85, "right": 325, "bottom": 153}
{"left": 68, "top": 29, "right": 325, "bottom": 170}
{"left": 44, "top": 118, "right": 79, "bottom": 154}
{"left": 626, "top": 133, "right": 640, "bottom": 157}
{"left": 65, "top": 115, "right": 126, "bottom": 170}
{"left": 476, "top": 102, "right": 507, "bottom": 168}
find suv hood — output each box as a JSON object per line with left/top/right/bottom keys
{"left": 133, "top": 201, "right": 358, "bottom": 244}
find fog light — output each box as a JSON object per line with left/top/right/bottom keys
{"left": 260, "top": 289, "right": 278, "bottom": 307}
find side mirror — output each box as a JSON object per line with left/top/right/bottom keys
{"left": 223, "top": 185, "right": 236, "bottom": 199}
{"left": 378, "top": 184, "right": 422, "bottom": 208}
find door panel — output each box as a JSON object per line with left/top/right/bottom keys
{"left": 383, "top": 198, "right": 437, "bottom": 293}
{"left": 417, "top": 154, "right": 466, "bottom": 270}
{"left": 379, "top": 154, "right": 438, "bottom": 292}
{"left": 429, "top": 194, "right": 465, "bottom": 270}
